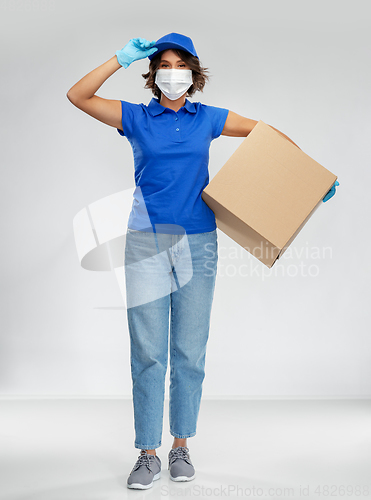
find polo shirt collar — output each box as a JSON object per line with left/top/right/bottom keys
{"left": 148, "top": 97, "right": 196, "bottom": 116}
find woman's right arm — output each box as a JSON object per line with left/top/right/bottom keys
{"left": 66, "top": 55, "right": 123, "bottom": 132}
{"left": 66, "top": 39, "right": 157, "bottom": 132}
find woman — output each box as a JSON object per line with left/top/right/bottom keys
{"left": 67, "top": 32, "right": 302, "bottom": 490}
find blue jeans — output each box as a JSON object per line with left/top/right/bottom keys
{"left": 124, "top": 227, "right": 218, "bottom": 450}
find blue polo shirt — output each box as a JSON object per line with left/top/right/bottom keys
{"left": 117, "top": 97, "right": 229, "bottom": 234}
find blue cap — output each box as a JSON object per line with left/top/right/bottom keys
{"left": 148, "top": 32, "right": 198, "bottom": 61}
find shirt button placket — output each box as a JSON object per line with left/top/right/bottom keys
{"left": 175, "top": 114, "right": 181, "bottom": 142}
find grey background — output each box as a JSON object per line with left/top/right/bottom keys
{"left": 1, "top": 0, "right": 369, "bottom": 398}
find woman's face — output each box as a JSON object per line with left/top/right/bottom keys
{"left": 158, "top": 49, "right": 191, "bottom": 70}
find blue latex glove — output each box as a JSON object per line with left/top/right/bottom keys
{"left": 323, "top": 180, "right": 339, "bottom": 202}
{"left": 115, "top": 38, "right": 158, "bottom": 69}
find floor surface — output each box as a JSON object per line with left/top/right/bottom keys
{"left": 0, "top": 398, "right": 370, "bottom": 499}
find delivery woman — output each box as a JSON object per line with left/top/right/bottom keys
{"left": 66, "top": 33, "right": 337, "bottom": 490}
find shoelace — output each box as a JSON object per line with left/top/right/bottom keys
{"left": 169, "top": 446, "right": 192, "bottom": 466}
{"left": 131, "top": 451, "right": 155, "bottom": 473}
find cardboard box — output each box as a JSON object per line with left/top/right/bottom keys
{"left": 202, "top": 120, "right": 337, "bottom": 268}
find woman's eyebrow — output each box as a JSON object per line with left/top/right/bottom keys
{"left": 160, "top": 59, "right": 185, "bottom": 63}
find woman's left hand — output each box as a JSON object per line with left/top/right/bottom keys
{"left": 323, "top": 180, "right": 339, "bottom": 202}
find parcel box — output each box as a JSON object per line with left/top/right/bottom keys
{"left": 202, "top": 120, "right": 337, "bottom": 268}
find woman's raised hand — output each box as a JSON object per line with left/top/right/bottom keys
{"left": 115, "top": 38, "right": 158, "bottom": 69}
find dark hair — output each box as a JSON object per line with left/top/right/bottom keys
{"left": 141, "top": 48, "right": 210, "bottom": 99}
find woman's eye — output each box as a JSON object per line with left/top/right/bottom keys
{"left": 160, "top": 63, "right": 186, "bottom": 68}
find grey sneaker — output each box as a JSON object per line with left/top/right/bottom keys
{"left": 127, "top": 450, "right": 161, "bottom": 489}
{"left": 168, "top": 446, "right": 196, "bottom": 481}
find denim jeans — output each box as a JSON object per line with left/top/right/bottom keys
{"left": 124, "top": 227, "right": 218, "bottom": 450}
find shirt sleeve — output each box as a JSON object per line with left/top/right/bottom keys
{"left": 203, "top": 104, "right": 230, "bottom": 140}
{"left": 116, "top": 100, "right": 141, "bottom": 138}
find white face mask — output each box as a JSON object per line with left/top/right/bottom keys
{"left": 155, "top": 69, "right": 193, "bottom": 101}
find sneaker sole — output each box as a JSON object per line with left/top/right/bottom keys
{"left": 170, "top": 472, "right": 196, "bottom": 482}
{"left": 127, "top": 471, "right": 161, "bottom": 489}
